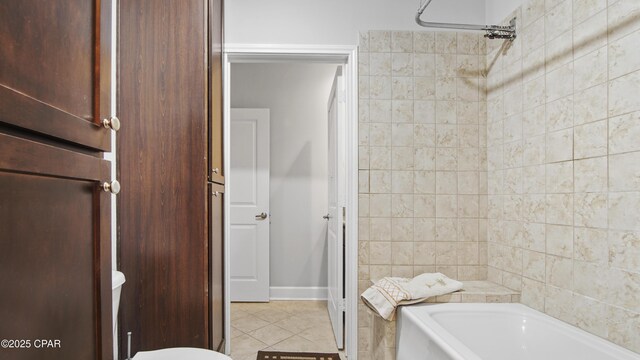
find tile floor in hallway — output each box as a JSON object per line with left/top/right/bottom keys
{"left": 230, "top": 301, "right": 345, "bottom": 360}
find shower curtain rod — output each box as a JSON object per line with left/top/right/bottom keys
{"left": 415, "top": 0, "right": 517, "bottom": 40}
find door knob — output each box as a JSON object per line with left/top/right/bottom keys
{"left": 323, "top": 213, "right": 331, "bottom": 220}
{"left": 255, "top": 212, "right": 268, "bottom": 220}
{"left": 102, "top": 116, "right": 121, "bottom": 132}
{"left": 101, "top": 180, "right": 121, "bottom": 194}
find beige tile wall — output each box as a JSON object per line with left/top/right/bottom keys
{"left": 486, "top": 0, "right": 640, "bottom": 353}
{"left": 357, "top": 30, "right": 489, "bottom": 360}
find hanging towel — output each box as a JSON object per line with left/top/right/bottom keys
{"left": 361, "top": 273, "right": 463, "bottom": 320}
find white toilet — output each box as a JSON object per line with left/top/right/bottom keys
{"left": 112, "top": 271, "right": 231, "bottom": 360}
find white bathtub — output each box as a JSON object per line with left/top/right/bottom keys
{"left": 396, "top": 303, "right": 640, "bottom": 360}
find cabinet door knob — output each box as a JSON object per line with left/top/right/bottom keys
{"left": 101, "top": 180, "right": 121, "bottom": 194}
{"left": 102, "top": 116, "right": 121, "bottom": 132}
{"left": 212, "top": 168, "right": 219, "bottom": 174}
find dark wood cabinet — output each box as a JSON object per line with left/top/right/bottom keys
{"left": 0, "top": 0, "right": 113, "bottom": 151}
{"left": 209, "top": 0, "right": 225, "bottom": 348}
{"left": 0, "top": 134, "right": 113, "bottom": 360}
{"left": 209, "top": 0, "right": 225, "bottom": 185}
{"left": 209, "top": 183, "right": 225, "bottom": 351}
{"left": 0, "top": 1, "right": 114, "bottom": 359}
{"left": 118, "top": 0, "right": 225, "bottom": 356}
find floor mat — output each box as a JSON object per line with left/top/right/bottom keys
{"left": 256, "top": 351, "right": 341, "bottom": 360}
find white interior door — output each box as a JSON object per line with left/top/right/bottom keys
{"left": 230, "top": 108, "right": 270, "bottom": 302}
{"left": 327, "top": 67, "right": 345, "bottom": 349}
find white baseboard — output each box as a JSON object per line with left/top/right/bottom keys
{"left": 269, "top": 286, "right": 328, "bottom": 300}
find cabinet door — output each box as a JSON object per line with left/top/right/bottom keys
{"left": 0, "top": 0, "right": 113, "bottom": 152}
{"left": 0, "top": 133, "right": 113, "bottom": 360}
{"left": 209, "top": 183, "right": 225, "bottom": 351}
{"left": 209, "top": 0, "right": 224, "bottom": 184}
{"left": 118, "top": 0, "right": 209, "bottom": 356}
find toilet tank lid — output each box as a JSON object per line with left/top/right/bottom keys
{"left": 133, "top": 347, "right": 231, "bottom": 360}
{"left": 112, "top": 270, "right": 126, "bottom": 289}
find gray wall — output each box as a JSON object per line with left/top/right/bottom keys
{"left": 231, "top": 63, "right": 338, "bottom": 290}
{"left": 485, "top": 0, "right": 525, "bottom": 23}
{"left": 225, "top": 0, "right": 487, "bottom": 45}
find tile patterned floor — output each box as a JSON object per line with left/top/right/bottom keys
{"left": 230, "top": 301, "right": 345, "bottom": 360}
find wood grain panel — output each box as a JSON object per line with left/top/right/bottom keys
{"left": 0, "top": 133, "right": 109, "bottom": 181}
{"left": 209, "top": 0, "right": 224, "bottom": 184}
{"left": 0, "top": 0, "right": 112, "bottom": 151}
{"left": 0, "top": 135, "right": 112, "bottom": 360}
{"left": 118, "top": 0, "right": 209, "bottom": 355}
{"left": 209, "top": 183, "right": 225, "bottom": 351}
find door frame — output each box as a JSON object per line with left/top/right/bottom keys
{"left": 223, "top": 44, "right": 359, "bottom": 359}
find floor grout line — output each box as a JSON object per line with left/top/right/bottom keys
{"left": 230, "top": 301, "right": 345, "bottom": 359}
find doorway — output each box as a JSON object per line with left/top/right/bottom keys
{"left": 223, "top": 46, "right": 359, "bottom": 360}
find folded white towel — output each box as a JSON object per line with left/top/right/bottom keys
{"left": 360, "top": 273, "right": 463, "bottom": 320}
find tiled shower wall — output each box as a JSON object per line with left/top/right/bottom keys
{"left": 485, "top": 0, "right": 640, "bottom": 352}
{"left": 357, "top": 30, "right": 489, "bottom": 359}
